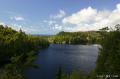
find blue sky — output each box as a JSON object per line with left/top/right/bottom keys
{"left": 0, "top": 0, "right": 120, "bottom": 34}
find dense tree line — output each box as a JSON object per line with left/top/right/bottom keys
{"left": 94, "top": 24, "right": 120, "bottom": 79}
{"left": 0, "top": 25, "right": 49, "bottom": 79}
{"left": 56, "top": 24, "right": 120, "bottom": 79}
{"left": 48, "top": 31, "right": 102, "bottom": 44}
{"left": 0, "top": 24, "right": 120, "bottom": 79}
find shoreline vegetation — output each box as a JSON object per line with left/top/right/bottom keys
{"left": 0, "top": 24, "right": 120, "bottom": 79}
{"left": 56, "top": 24, "right": 120, "bottom": 79}
{"left": 0, "top": 25, "right": 49, "bottom": 79}
{"left": 47, "top": 31, "right": 102, "bottom": 45}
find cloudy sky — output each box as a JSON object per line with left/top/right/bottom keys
{"left": 0, "top": 0, "right": 120, "bottom": 34}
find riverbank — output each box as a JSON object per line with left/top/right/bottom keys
{"left": 0, "top": 25, "right": 50, "bottom": 79}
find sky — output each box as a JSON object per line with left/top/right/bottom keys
{"left": 0, "top": 0, "right": 120, "bottom": 34}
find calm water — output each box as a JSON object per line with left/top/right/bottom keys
{"left": 26, "top": 44, "right": 99, "bottom": 79}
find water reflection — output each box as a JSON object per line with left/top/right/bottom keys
{"left": 26, "top": 44, "right": 99, "bottom": 79}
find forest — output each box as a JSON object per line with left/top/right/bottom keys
{"left": 56, "top": 24, "right": 120, "bottom": 79}
{"left": 0, "top": 24, "right": 120, "bottom": 79}
{"left": 47, "top": 31, "right": 102, "bottom": 44}
{"left": 0, "top": 25, "right": 49, "bottom": 79}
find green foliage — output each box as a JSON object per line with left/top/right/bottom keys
{"left": 95, "top": 24, "right": 120, "bottom": 78}
{"left": 0, "top": 25, "right": 49, "bottom": 79}
{"left": 56, "top": 24, "right": 120, "bottom": 79}
{"left": 48, "top": 31, "right": 102, "bottom": 44}
{"left": 1, "top": 23, "right": 120, "bottom": 79}
{"left": 56, "top": 69, "right": 88, "bottom": 79}
{"left": 0, "top": 69, "right": 25, "bottom": 79}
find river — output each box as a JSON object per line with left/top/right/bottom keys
{"left": 26, "top": 44, "right": 100, "bottom": 79}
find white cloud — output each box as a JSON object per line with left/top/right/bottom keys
{"left": 10, "top": 24, "right": 37, "bottom": 34}
{"left": 50, "top": 10, "right": 66, "bottom": 19}
{"left": 48, "top": 20, "right": 56, "bottom": 25}
{"left": 10, "top": 16, "right": 24, "bottom": 21}
{"left": 53, "top": 24, "right": 62, "bottom": 30}
{"left": 62, "top": 3, "right": 120, "bottom": 31}
{"left": 0, "top": 22, "right": 5, "bottom": 25}
{"left": 116, "top": 3, "right": 120, "bottom": 11}
{"left": 63, "top": 7, "right": 97, "bottom": 24}
{"left": 10, "top": 24, "right": 23, "bottom": 31}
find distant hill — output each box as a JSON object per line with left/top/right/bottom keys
{"left": 31, "top": 34, "right": 54, "bottom": 36}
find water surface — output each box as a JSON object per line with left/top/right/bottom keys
{"left": 26, "top": 44, "right": 99, "bottom": 79}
